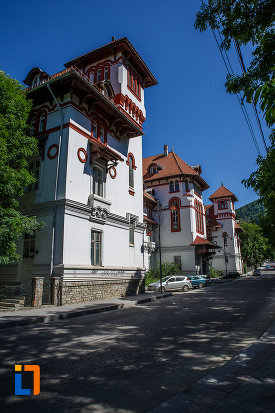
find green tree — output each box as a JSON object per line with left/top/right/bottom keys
{"left": 239, "top": 222, "right": 271, "bottom": 267}
{"left": 0, "top": 71, "right": 43, "bottom": 264}
{"left": 195, "top": 1, "right": 275, "bottom": 249}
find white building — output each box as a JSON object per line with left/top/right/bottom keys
{"left": 205, "top": 185, "right": 243, "bottom": 274}
{"left": 0, "top": 37, "right": 157, "bottom": 304}
{"left": 143, "top": 146, "right": 217, "bottom": 275}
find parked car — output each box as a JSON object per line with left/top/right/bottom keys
{"left": 147, "top": 276, "right": 192, "bottom": 292}
{"left": 199, "top": 274, "right": 212, "bottom": 285}
{"left": 187, "top": 276, "right": 207, "bottom": 289}
{"left": 222, "top": 272, "right": 241, "bottom": 279}
{"left": 265, "top": 265, "right": 271, "bottom": 269}
{"left": 253, "top": 269, "right": 261, "bottom": 276}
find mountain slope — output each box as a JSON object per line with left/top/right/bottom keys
{"left": 236, "top": 200, "right": 265, "bottom": 224}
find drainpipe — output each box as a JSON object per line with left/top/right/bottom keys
{"left": 46, "top": 83, "right": 64, "bottom": 284}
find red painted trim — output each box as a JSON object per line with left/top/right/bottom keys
{"left": 127, "top": 85, "right": 141, "bottom": 101}
{"left": 169, "top": 197, "right": 181, "bottom": 232}
{"left": 109, "top": 166, "right": 117, "bottom": 179}
{"left": 126, "top": 153, "right": 137, "bottom": 169}
{"left": 47, "top": 144, "right": 59, "bottom": 159}
{"left": 129, "top": 189, "right": 135, "bottom": 196}
{"left": 77, "top": 148, "right": 87, "bottom": 163}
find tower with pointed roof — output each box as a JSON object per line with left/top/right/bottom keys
{"left": 0, "top": 38, "right": 158, "bottom": 303}
{"left": 143, "top": 145, "right": 217, "bottom": 275}
{"left": 205, "top": 185, "right": 243, "bottom": 274}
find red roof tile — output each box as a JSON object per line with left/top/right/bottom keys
{"left": 191, "top": 236, "right": 211, "bottom": 246}
{"left": 143, "top": 152, "right": 209, "bottom": 190}
{"left": 209, "top": 185, "right": 238, "bottom": 201}
{"left": 235, "top": 222, "right": 243, "bottom": 231}
{"left": 143, "top": 190, "right": 157, "bottom": 203}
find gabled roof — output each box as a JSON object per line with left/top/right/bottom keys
{"left": 64, "top": 37, "right": 157, "bottom": 88}
{"left": 143, "top": 152, "right": 209, "bottom": 190}
{"left": 209, "top": 185, "right": 238, "bottom": 201}
{"left": 23, "top": 67, "right": 49, "bottom": 86}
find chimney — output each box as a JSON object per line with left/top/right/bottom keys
{"left": 164, "top": 145, "right": 168, "bottom": 157}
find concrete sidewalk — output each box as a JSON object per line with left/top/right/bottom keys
{"left": 149, "top": 320, "right": 275, "bottom": 413}
{"left": 0, "top": 292, "right": 172, "bottom": 330}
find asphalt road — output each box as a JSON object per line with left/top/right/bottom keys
{"left": 1, "top": 269, "right": 275, "bottom": 413}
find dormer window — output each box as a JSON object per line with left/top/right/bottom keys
{"left": 39, "top": 113, "right": 46, "bottom": 133}
{"left": 150, "top": 166, "right": 158, "bottom": 174}
{"left": 32, "top": 74, "right": 40, "bottom": 88}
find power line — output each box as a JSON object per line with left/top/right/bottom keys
{"left": 211, "top": 28, "right": 261, "bottom": 155}
{"left": 233, "top": 39, "right": 268, "bottom": 153}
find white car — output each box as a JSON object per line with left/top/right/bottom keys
{"left": 147, "top": 275, "right": 192, "bottom": 292}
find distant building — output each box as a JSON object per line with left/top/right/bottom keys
{"left": 205, "top": 185, "right": 243, "bottom": 274}
{"left": 143, "top": 146, "right": 218, "bottom": 275}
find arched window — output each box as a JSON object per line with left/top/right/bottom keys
{"left": 30, "top": 117, "right": 36, "bottom": 136}
{"left": 92, "top": 120, "right": 97, "bottom": 139}
{"left": 175, "top": 180, "right": 179, "bottom": 192}
{"left": 39, "top": 113, "right": 46, "bottom": 132}
{"left": 129, "top": 156, "right": 134, "bottom": 189}
{"left": 93, "top": 166, "right": 103, "bottom": 197}
{"left": 104, "top": 66, "right": 109, "bottom": 81}
{"left": 96, "top": 69, "right": 101, "bottom": 83}
{"left": 89, "top": 72, "right": 94, "bottom": 83}
{"left": 169, "top": 181, "right": 174, "bottom": 192}
{"left": 169, "top": 198, "right": 181, "bottom": 232}
{"left": 32, "top": 74, "right": 40, "bottom": 88}
{"left": 100, "top": 127, "right": 104, "bottom": 143}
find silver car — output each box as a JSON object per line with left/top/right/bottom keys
{"left": 147, "top": 275, "right": 192, "bottom": 292}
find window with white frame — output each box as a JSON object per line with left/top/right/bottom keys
{"left": 93, "top": 166, "right": 103, "bottom": 197}
{"left": 100, "top": 127, "right": 104, "bottom": 143}
{"left": 38, "top": 113, "right": 46, "bottom": 132}
{"left": 92, "top": 120, "right": 97, "bottom": 139}
{"left": 91, "top": 231, "right": 102, "bottom": 266}
{"left": 104, "top": 66, "right": 109, "bottom": 81}
{"left": 129, "top": 219, "right": 135, "bottom": 245}
{"left": 129, "top": 156, "right": 134, "bottom": 189}
{"left": 96, "top": 69, "right": 101, "bottom": 83}
{"left": 30, "top": 118, "right": 36, "bottom": 136}
{"left": 28, "top": 159, "right": 40, "bottom": 191}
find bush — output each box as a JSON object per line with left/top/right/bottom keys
{"left": 209, "top": 266, "right": 223, "bottom": 279}
{"left": 145, "top": 262, "right": 181, "bottom": 286}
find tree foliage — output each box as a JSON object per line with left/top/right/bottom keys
{"left": 239, "top": 222, "right": 272, "bottom": 267}
{"left": 195, "top": 1, "right": 275, "bottom": 251}
{"left": 0, "top": 71, "right": 43, "bottom": 264}
{"left": 195, "top": 0, "right": 275, "bottom": 126}
{"left": 236, "top": 199, "right": 265, "bottom": 224}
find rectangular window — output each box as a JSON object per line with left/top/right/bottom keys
{"left": 28, "top": 159, "right": 40, "bottom": 191}
{"left": 218, "top": 200, "right": 228, "bottom": 210}
{"left": 91, "top": 231, "right": 102, "bottom": 265}
{"left": 23, "top": 234, "right": 35, "bottom": 258}
{"left": 129, "top": 220, "right": 135, "bottom": 245}
{"left": 174, "top": 256, "right": 182, "bottom": 270}
{"left": 93, "top": 166, "right": 103, "bottom": 197}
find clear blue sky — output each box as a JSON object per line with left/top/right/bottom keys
{"left": 1, "top": 0, "right": 270, "bottom": 207}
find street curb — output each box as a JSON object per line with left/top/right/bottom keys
{"left": 0, "top": 292, "right": 172, "bottom": 330}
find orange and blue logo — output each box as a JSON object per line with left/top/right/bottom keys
{"left": 14, "top": 365, "right": 40, "bottom": 396}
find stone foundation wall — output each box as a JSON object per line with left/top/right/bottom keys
{"left": 61, "top": 278, "right": 145, "bottom": 305}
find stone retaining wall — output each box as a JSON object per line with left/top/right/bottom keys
{"left": 61, "top": 278, "right": 145, "bottom": 305}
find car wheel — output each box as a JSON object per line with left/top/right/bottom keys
{"left": 198, "top": 283, "right": 204, "bottom": 289}
{"left": 159, "top": 286, "right": 165, "bottom": 292}
{"left": 183, "top": 285, "right": 189, "bottom": 292}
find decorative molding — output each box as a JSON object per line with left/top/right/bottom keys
{"left": 77, "top": 148, "right": 87, "bottom": 163}
{"left": 47, "top": 144, "right": 59, "bottom": 159}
